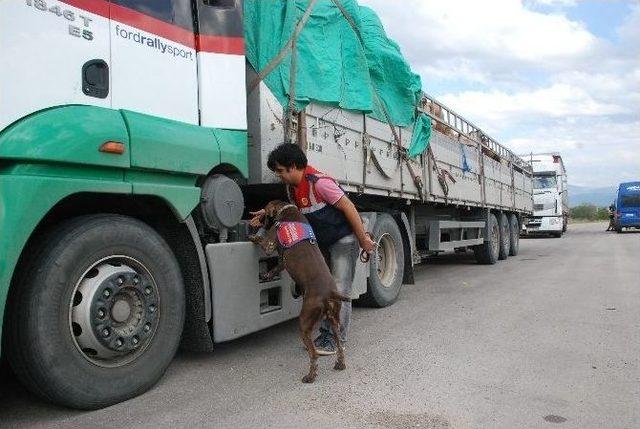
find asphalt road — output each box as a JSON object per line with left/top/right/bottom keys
{"left": 1, "top": 222, "right": 638, "bottom": 429}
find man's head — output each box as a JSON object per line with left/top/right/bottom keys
{"left": 267, "top": 144, "right": 307, "bottom": 186}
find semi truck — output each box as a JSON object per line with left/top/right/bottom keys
{"left": 0, "top": 0, "right": 533, "bottom": 409}
{"left": 521, "top": 153, "right": 568, "bottom": 237}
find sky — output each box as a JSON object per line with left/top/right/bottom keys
{"left": 360, "top": 0, "right": 640, "bottom": 188}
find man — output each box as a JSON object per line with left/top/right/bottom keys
{"left": 607, "top": 203, "right": 616, "bottom": 231}
{"left": 250, "top": 143, "right": 376, "bottom": 355}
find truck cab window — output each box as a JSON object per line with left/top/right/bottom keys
{"left": 202, "top": 0, "right": 236, "bottom": 8}
{"left": 195, "top": 0, "right": 242, "bottom": 38}
{"left": 113, "top": 0, "right": 195, "bottom": 31}
{"left": 533, "top": 176, "right": 557, "bottom": 190}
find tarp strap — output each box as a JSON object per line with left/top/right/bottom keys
{"left": 428, "top": 146, "right": 456, "bottom": 198}
{"left": 331, "top": 0, "right": 424, "bottom": 198}
{"left": 248, "top": 0, "right": 319, "bottom": 94}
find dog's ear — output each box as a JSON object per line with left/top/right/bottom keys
{"left": 265, "top": 200, "right": 283, "bottom": 218}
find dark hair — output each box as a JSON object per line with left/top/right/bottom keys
{"left": 267, "top": 143, "right": 308, "bottom": 171}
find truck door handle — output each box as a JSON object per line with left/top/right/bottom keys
{"left": 82, "top": 59, "right": 109, "bottom": 99}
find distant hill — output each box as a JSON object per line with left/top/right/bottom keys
{"left": 568, "top": 185, "right": 617, "bottom": 208}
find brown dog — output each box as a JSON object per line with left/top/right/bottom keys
{"left": 249, "top": 200, "right": 349, "bottom": 383}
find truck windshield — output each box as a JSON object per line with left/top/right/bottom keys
{"left": 620, "top": 195, "right": 640, "bottom": 208}
{"left": 533, "top": 176, "right": 557, "bottom": 189}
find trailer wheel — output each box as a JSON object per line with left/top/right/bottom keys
{"left": 357, "top": 214, "right": 404, "bottom": 308}
{"left": 508, "top": 214, "right": 520, "bottom": 256}
{"left": 498, "top": 213, "right": 510, "bottom": 260}
{"left": 473, "top": 213, "right": 499, "bottom": 265}
{"left": 5, "top": 215, "right": 185, "bottom": 410}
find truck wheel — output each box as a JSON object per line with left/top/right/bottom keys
{"left": 5, "top": 215, "right": 185, "bottom": 410}
{"left": 0, "top": 356, "right": 12, "bottom": 382}
{"left": 473, "top": 213, "right": 499, "bottom": 265}
{"left": 508, "top": 214, "right": 520, "bottom": 256}
{"left": 357, "top": 214, "right": 404, "bottom": 308}
{"left": 562, "top": 218, "right": 568, "bottom": 233}
{"left": 498, "top": 213, "right": 510, "bottom": 260}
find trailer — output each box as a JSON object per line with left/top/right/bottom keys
{"left": 520, "top": 153, "right": 569, "bottom": 237}
{"left": 0, "top": 0, "right": 532, "bottom": 409}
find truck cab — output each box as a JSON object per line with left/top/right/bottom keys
{"left": 614, "top": 182, "right": 640, "bottom": 232}
{"left": 522, "top": 153, "right": 568, "bottom": 237}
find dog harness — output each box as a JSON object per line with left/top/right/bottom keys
{"left": 275, "top": 221, "right": 317, "bottom": 249}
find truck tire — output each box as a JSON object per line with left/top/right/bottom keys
{"left": 0, "top": 356, "right": 12, "bottom": 382}
{"left": 473, "top": 213, "right": 499, "bottom": 265}
{"left": 498, "top": 212, "right": 510, "bottom": 260}
{"left": 357, "top": 214, "right": 404, "bottom": 308}
{"left": 508, "top": 213, "right": 520, "bottom": 256}
{"left": 5, "top": 215, "right": 185, "bottom": 410}
{"left": 562, "top": 218, "right": 568, "bottom": 233}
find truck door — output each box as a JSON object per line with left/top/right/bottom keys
{"left": 194, "top": 0, "right": 246, "bottom": 130}
{"left": 0, "top": 0, "right": 111, "bottom": 131}
{"left": 109, "top": 0, "right": 199, "bottom": 124}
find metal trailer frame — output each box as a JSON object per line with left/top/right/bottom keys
{"left": 247, "top": 66, "right": 533, "bottom": 215}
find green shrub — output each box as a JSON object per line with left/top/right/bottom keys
{"left": 570, "top": 204, "right": 609, "bottom": 221}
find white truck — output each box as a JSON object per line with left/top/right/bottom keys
{"left": 521, "top": 153, "right": 569, "bottom": 237}
{"left": 0, "top": 0, "right": 533, "bottom": 409}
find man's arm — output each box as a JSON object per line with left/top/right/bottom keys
{"left": 334, "top": 196, "right": 376, "bottom": 253}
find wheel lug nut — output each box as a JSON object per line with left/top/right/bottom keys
{"left": 133, "top": 276, "right": 140, "bottom": 285}
{"left": 102, "top": 328, "right": 111, "bottom": 337}
{"left": 145, "top": 286, "right": 152, "bottom": 295}
{"left": 103, "top": 289, "right": 111, "bottom": 298}
{"left": 132, "top": 336, "right": 139, "bottom": 345}
{"left": 149, "top": 305, "right": 156, "bottom": 313}
{"left": 97, "top": 308, "right": 106, "bottom": 319}
{"left": 115, "top": 338, "right": 123, "bottom": 347}
{"left": 144, "top": 323, "right": 151, "bottom": 332}
{"left": 117, "top": 276, "right": 125, "bottom": 285}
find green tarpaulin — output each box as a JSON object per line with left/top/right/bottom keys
{"left": 244, "top": 0, "right": 431, "bottom": 158}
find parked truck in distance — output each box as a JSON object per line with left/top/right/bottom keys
{"left": 521, "top": 153, "right": 568, "bottom": 237}
{"left": 613, "top": 182, "right": 640, "bottom": 233}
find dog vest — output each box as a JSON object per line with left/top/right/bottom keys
{"left": 287, "top": 166, "right": 352, "bottom": 248}
{"left": 275, "top": 221, "right": 317, "bottom": 249}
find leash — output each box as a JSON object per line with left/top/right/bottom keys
{"left": 359, "top": 232, "right": 378, "bottom": 263}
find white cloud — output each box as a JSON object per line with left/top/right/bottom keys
{"left": 505, "top": 119, "right": 640, "bottom": 187}
{"left": 359, "top": 0, "right": 640, "bottom": 187}
{"left": 438, "top": 83, "right": 625, "bottom": 124}
{"left": 361, "top": 0, "right": 599, "bottom": 81}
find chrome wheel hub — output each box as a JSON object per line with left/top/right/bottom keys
{"left": 70, "top": 257, "right": 160, "bottom": 367}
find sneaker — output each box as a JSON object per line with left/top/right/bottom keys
{"left": 314, "top": 337, "right": 337, "bottom": 356}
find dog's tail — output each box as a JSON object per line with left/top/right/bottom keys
{"left": 330, "top": 291, "right": 351, "bottom": 303}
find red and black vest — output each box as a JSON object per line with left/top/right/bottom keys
{"left": 287, "top": 166, "right": 352, "bottom": 248}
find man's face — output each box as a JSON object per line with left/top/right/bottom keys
{"left": 273, "top": 163, "right": 301, "bottom": 186}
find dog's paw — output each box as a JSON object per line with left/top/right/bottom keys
{"left": 259, "top": 272, "right": 274, "bottom": 282}
{"left": 333, "top": 361, "right": 346, "bottom": 371}
{"left": 301, "top": 374, "right": 316, "bottom": 383}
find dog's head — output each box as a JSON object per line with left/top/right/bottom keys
{"left": 263, "top": 200, "right": 289, "bottom": 230}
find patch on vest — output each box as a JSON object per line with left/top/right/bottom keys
{"left": 276, "top": 222, "right": 316, "bottom": 248}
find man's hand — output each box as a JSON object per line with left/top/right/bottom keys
{"left": 249, "top": 209, "right": 266, "bottom": 227}
{"left": 360, "top": 234, "right": 376, "bottom": 254}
